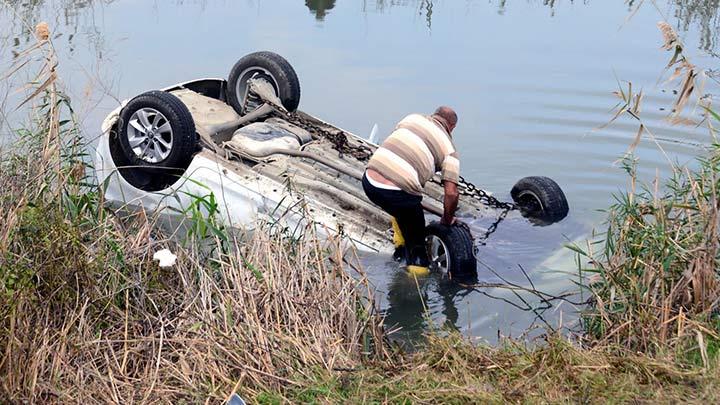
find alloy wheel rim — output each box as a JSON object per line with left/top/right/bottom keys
{"left": 127, "top": 108, "right": 173, "bottom": 163}
{"left": 426, "top": 235, "right": 450, "bottom": 274}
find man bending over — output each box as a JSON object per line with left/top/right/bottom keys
{"left": 362, "top": 106, "right": 460, "bottom": 275}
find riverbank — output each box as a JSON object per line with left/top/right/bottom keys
{"left": 2, "top": 24, "right": 720, "bottom": 404}
{"left": 257, "top": 334, "right": 720, "bottom": 403}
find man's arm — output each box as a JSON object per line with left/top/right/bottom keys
{"left": 439, "top": 150, "right": 460, "bottom": 226}
{"left": 442, "top": 181, "right": 459, "bottom": 225}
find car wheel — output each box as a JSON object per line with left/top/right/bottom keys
{"left": 511, "top": 176, "right": 569, "bottom": 224}
{"left": 426, "top": 222, "right": 477, "bottom": 280}
{"left": 227, "top": 51, "right": 301, "bottom": 115}
{"left": 113, "top": 90, "right": 197, "bottom": 191}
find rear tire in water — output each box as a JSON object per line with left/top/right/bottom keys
{"left": 425, "top": 222, "right": 477, "bottom": 280}
{"left": 511, "top": 176, "right": 569, "bottom": 224}
{"left": 112, "top": 90, "right": 198, "bottom": 192}
{"left": 227, "top": 51, "right": 301, "bottom": 115}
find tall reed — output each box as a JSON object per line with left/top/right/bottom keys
{"left": 574, "top": 147, "right": 720, "bottom": 362}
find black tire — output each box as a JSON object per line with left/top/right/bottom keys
{"left": 113, "top": 91, "right": 197, "bottom": 191}
{"left": 426, "top": 222, "right": 477, "bottom": 280}
{"left": 511, "top": 176, "right": 569, "bottom": 224}
{"left": 227, "top": 51, "right": 301, "bottom": 115}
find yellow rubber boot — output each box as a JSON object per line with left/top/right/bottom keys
{"left": 392, "top": 218, "right": 428, "bottom": 276}
{"left": 407, "top": 265, "right": 430, "bottom": 277}
{"left": 391, "top": 217, "right": 405, "bottom": 249}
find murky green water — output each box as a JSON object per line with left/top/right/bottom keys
{"left": 2, "top": 0, "right": 719, "bottom": 343}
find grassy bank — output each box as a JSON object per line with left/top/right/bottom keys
{"left": 256, "top": 334, "right": 720, "bottom": 403}
{"left": 1, "top": 23, "right": 720, "bottom": 404}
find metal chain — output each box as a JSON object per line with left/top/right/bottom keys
{"left": 245, "top": 87, "right": 374, "bottom": 161}
{"left": 249, "top": 84, "right": 462, "bottom": 174}
{"left": 455, "top": 175, "right": 516, "bottom": 211}
{"left": 281, "top": 111, "right": 374, "bottom": 161}
{"left": 477, "top": 207, "right": 511, "bottom": 245}
{"left": 453, "top": 176, "right": 517, "bottom": 244}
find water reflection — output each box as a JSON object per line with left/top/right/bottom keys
{"left": 383, "top": 269, "right": 475, "bottom": 344}
{"left": 305, "top": 0, "right": 336, "bottom": 21}
{"left": 359, "top": 0, "right": 720, "bottom": 53}
{"left": 497, "top": 0, "right": 561, "bottom": 16}
{"left": 362, "top": 0, "right": 434, "bottom": 28}
{"left": 671, "top": 0, "right": 720, "bottom": 54}
{"left": 384, "top": 270, "right": 430, "bottom": 343}
{"left": 2, "top": 0, "right": 112, "bottom": 55}
{"left": 435, "top": 279, "right": 475, "bottom": 330}
{"left": 5, "top": 0, "right": 720, "bottom": 55}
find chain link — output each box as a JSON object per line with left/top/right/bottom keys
{"left": 477, "top": 207, "right": 511, "bottom": 245}
{"left": 281, "top": 111, "right": 374, "bottom": 161}
{"left": 455, "top": 175, "right": 516, "bottom": 211}
{"left": 245, "top": 86, "right": 375, "bottom": 161}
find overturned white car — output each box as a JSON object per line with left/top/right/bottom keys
{"left": 95, "top": 52, "right": 569, "bottom": 279}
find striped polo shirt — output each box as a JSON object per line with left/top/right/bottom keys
{"left": 367, "top": 114, "right": 460, "bottom": 196}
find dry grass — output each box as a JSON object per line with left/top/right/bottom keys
{"left": 256, "top": 333, "right": 720, "bottom": 404}
{"left": 0, "top": 216, "right": 384, "bottom": 402}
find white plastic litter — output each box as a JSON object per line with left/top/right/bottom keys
{"left": 153, "top": 249, "right": 177, "bottom": 268}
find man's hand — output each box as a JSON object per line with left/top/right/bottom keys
{"left": 441, "top": 215, "right": 456, "bottom": 226}
{"left": 442, "top": 181, "right": 459, "bottom": 226}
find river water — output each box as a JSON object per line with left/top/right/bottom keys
{"left": 1, "top": 0, "right": 719, "bottom": 344}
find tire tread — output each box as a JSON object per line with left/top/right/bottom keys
{"left": 511, "top": 176, "right": 569, "bottom": 223}
{"left": 426, "top": 222, "right": 477, "bottom": 278}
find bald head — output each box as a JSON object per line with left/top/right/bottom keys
{"left": 433, "top": 106, "right": 458, "bottom": 133}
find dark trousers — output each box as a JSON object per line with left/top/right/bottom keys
{"left": 362, "top": 173, "right": 427, "bottom": 264}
